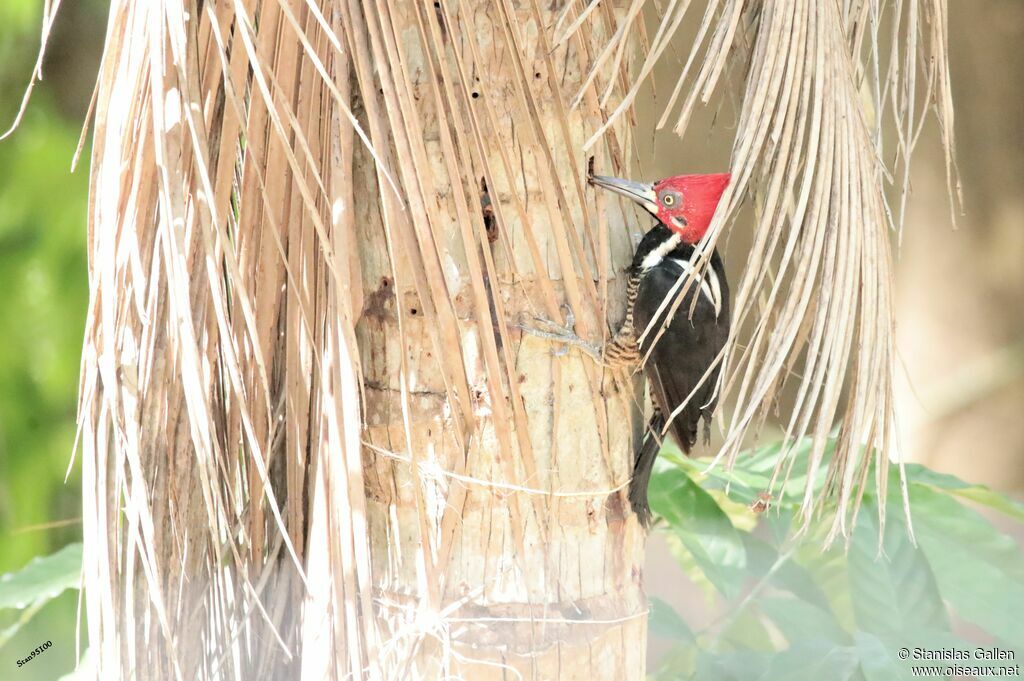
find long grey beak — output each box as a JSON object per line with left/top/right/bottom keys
{"left": 589, "top": 175, "right": 658, "bottom": 215}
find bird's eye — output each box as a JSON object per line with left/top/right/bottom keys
{"left": 660, "top": 191, "right": 681, "bottom": 207}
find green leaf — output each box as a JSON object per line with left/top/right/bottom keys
{"left": 794, "top": 539, "right": 858, "bottom": 632}
{"left": 718, "top": 609, "right": 776, "bottom": 652}
{"left": 0, "top": 598, "right": 46, "bottom": 647}
{"left": 853, "top": 630, "right": 976, "bottom": 681}
{"left": 668, "top": 437, "right": 837, "bottom": 511}
{"left": 695, "top": 640, "right": 860, "bottom": 681}
{"left": 904, "top": 463, "right": 1024, "bottom": 521}
{"left": 736, "top": 440, "right": 789, "bottom": 474}
{"left": 660, "top": 532, "right": 719, "bottom": 599}
{"left": 650, "top": 643, "right": 698, "bottom": 681}
{"left": 910, "top": 485, "right": 1024, "bottom": 643}
{"left": 903, "top": 463, "right": 979, "bottom": 491}
{"left": 57, "top": 648, "right": 94, "bottom": 681}
{"left": 648, "top": 597, "right": 694, "bottom": 641}
{"left": 0, "top": 543, "right": 82, "bottom": 610}
{"left": 847, "top": 502, "right": 949, "bottom": 638}
{"left": 669, "top": 455, "right": 766, "bottom": 508}
{"left": 649, "top": 466, "right": 747, "bottom": 597}
{"left": 761, "top": 641, "right": 860, "bottom": 681}
{"left": 950, "top": 487, "right": 1024, "bottom": 522}
{"left": 764, "top": 507, "right": 797, "bottom": 546}
{"left": 693, "top": 649, "right": 766, "bottom": 681}
{"left": 743, "top": 533, "right": 832, "bottom": 610}
{"left": 757, "top": 596, "right": 849, "bottom": 645}
{"left": 854, "top": 632, "right": 920, "bottom": 681}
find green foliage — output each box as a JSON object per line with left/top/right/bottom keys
{"left": 649, "top": 596, "right": 695, "bottom": 641}
{"left": 0, "top": 94, "right": 89, "bottom": 681}
{"left": 0, "top": 3, "right": 106, "bottom": 678}
{"left": 647, "top": 442, "right": 1024, "bottom": 680}
{"left": 0, "top": 4, "right": 92, "bottom": 576}
{"left": 847, "top": 507, "right": 949, "bottom": 638}
{"left": 649, "top": 467, "right": 748, "bottom": 597}
{"left": 0, "top": 544, "right": 81, "bottom": 648}
{"left": 0, "top": 543, "right": 81, "bottom": 611}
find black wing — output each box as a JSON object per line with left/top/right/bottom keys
{"left": 633, "top": 253, "right": 730, "bottom": 453}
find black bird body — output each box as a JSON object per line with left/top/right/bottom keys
{"left": 605, "top": 225, "right": 731, "bottom": 523}
{"left": 518, "top": 171, "right": 733, "bottom": 524}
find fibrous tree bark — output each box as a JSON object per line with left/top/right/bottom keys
{"left": 349, "top": 1, "right": 647, "bottom": 677}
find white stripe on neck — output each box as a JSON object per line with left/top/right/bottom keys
{"left": 640, "top": 233, "right": 682, "bottom": 269}
{"left": 639, "top": 233, "right": 721, "bottom": 315}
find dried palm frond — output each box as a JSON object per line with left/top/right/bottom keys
{"left": 80, "top": 1, "right": 385, "bottom": 678}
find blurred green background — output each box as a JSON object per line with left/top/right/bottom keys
{"left": 0, "top": 1, "right": 105, "bottom": 679}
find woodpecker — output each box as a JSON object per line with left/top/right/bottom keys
{"left": 591, "top": 172, "right": 731, "bottom": 524}
{"left": 513, "top": 173, "right": 730, "bottom": 523}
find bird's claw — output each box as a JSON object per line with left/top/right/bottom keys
{"left": 513, "top": 305, "right": 603, "bottom": 360}
{"left": 520, "top": 304, "right": 575, "bottom": 334}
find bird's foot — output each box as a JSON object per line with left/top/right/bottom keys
{"left": 514, "top": 305, "right": 603, "bottom": 360}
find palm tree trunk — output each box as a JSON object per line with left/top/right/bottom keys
{"left": 353, "top": 0, "right": 648, "bottom": 672}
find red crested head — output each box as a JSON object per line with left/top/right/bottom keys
{"left": 652, "top": 173, "right": 731, "bottom": 242}
{"left": 590, "top": 172, "right": 731, "bottom": 243}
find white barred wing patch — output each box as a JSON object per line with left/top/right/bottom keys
{"left": 668, "top": 257, "right": 722, "bottom": 317}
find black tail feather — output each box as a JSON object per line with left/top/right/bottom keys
{"left": 629, "top": 412, "right": 667, "bottom": 526}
